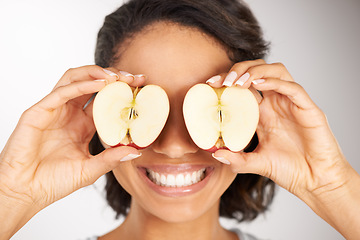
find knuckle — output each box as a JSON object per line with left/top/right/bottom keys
{"left": 62, "top": 68, "right": 76, "bottom": 82}
{"left": 272, "top": 62, "right": 286, "bottom": 69}
{"left": 87, "top": 64, "right": 103, "bottom": 72}
{"left": 320, "top": 111, "right": 328, "bottom": 122}
{"left": 63, "top": 65, "right": 99, "bottom": 78}
{"left": 20, "top": 106, "right": 42, "bottom": 124}
{"left": 288, "top": 82, "right": 302, "bottom": 94}
{"left": 245, "top": 60, "right": 267, "bottom": 72}
{"left": 245, "top": 66, "right": 263, "bottom": 79}
{"left": 271, "top": 62, "right": 293, "bottom": 81}
{"left": 53, "top": 85, "right": 68, "bottom": 100}
{"left": 20, "top": 107, "right": 33, "bottom": 120}
{"left": 106, "top": 66, "right": 119, "bottom": 72}
{"left": 255, "top": 58, "right": 266, "bottom": 64}
{"left": 64, "top": 67, "right": 75, "bottom": 75}
{"left": 230, "top": 61, "right": 245, "bottom": 70}
{"left": 230, "top": 60, "right": 259, "bottom": 75}
{"left": 292, "top": 81, "right": 303, "bottom": 90}
{"left": 79, "top": 64, "right": 99, "bottom": 70}
{"left": 246, "top": 65, "right": 257, "bottom": 74}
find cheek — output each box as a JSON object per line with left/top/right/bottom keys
{"left": 217, "top": 166, "right": 238, "bottom": 197}
{"left": 112, "top": 162, "right": 139, "bottom": 197}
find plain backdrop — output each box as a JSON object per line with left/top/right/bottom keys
{"left": 1, "top": 0, "right": 359, "bottom": 239}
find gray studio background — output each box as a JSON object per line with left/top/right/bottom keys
{"left": 0, "top": 0, "right": 359, "bottom": 239}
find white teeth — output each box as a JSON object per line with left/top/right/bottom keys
{"left": 185, "top": 173, "right": 192, "bottom": 186}
{"left": 175, "top": 174, "right": 185, "bottom": 187}
{"left": 155, "top": 172, "right": 160, "bottom": 185}
{"left": 167, "top": 174, "right": 176, "bottom": 187}
{"left": 191, "top": 171, "right": 197, "bottom": 184}
{"left": 160, "top": 174, "right": 167, "bottom": 186}
{"left": 146, "top": 168, "right": 206, "bottom": 187}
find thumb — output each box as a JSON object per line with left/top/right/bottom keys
{"left": 85, "top": 146, "right": 141, "bottom": 182}
{"left": 212, "top": 149, "right": 270, "bottom": 177}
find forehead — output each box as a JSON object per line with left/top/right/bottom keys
{"left": 114, "top": 22, "right": 232, "bottom": 94}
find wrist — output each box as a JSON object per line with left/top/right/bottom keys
{"left": 0, "top": 188, "right": 40, "bottom": 239}
{"left": 303, "top": 163, "right": 360, "bottom": 239}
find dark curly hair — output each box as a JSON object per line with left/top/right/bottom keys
{"left": 90, "top": 0, "right": 275, "bottom": 222}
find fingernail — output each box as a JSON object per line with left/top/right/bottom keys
{"left": 252, "top": 79, "right": 265, "bottom": 85}
{"left": 235, "top": 72, "right": 250, "bottom": 86}
{"left": 94, "top": 79, "right": 106, "bottom": 83}
{"left": 212, "top": 153, "right": 231, "bottom": 165}
{"left": 103, "top": 69, "right": 119, "bottom": 79}
{"left": 120, "top": 71, "right": 134, "bottom": 78}
{"left": 94, "top": 79, "right": 108, "bottom": 85}
{"left": 206, "top": 75, "right": 221, "bottom": 84}
{"left": 134, "top": 74, "right": 145, "bottom": 78}
{"left": 120, "top": 153, "right": 142, "bottom": 162}
{"left": 223, "top": 71, "right": 237, "bottom": 86}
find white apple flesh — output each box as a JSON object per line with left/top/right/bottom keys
{"left": 93, "top": 81, "right": 170, "bottom": 149}
{"left": 183, "top": 83, "right": 259, "bottom": 152}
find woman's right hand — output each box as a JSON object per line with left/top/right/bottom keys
{"left": 0, "top": 66, "right": 143, "bottom": 234}
{"left": 209, "top": 60, "right": 360, "bottom": 239}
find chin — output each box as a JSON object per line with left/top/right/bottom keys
{"left": 146, "top": 200, "right": 218, "bottom": 223}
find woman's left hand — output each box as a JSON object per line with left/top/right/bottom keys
{"left": 208, "top": 60, "right": 360, "bottom": 238}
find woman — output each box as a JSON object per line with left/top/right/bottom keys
{"left": 0, "top": 0, "right": 359, "bottom": 239}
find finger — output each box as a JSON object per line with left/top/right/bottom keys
{"left": 54, "top": 65, "right": 119, "bottom": 89}
{"left": 235, "top": 62, "right": 294, "bottom": 89}
{"left": 83, "top": 71, "right": 146, "bottom": 109}
{"left": 205, "top": 73, "right": 227, "bottom": 88}
{"left": 85, "top": 146, "right": 142, "bottom": 183}
{"left": 113, "top": 70, "right": 147, "bottom": 87}
{"left": 222, "top": 59, "right": 266, "bottom": 87}
{"left": 205, "top": 73, "right": 262, "bottom": 104}
{"left": 82, "top": 72, "right": 146, "bottom": 119}
{"left": 212, "top": 149, "right": 270, "bottom": 177}
{"left": 36, "top": 79, "right": 107, "bottom": 112}
{"left": 131, "top": 73, "right": 146, "bottom": 87}
{"left": 252, "top": 78, "right": 316, "bottom": 110}
{"left": 62, "top": 67, "right": 121, "bottom": 107}
{"left": 102, "top": 67, "right": 142, "bottom": 86}
{"left": 116, "top": 70, "right": 136, "bottom": 85}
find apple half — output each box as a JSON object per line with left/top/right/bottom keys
{"left": 93, "top": 81, "right": 170, "bottom": 149}
{"left": 183, "top": 83, "right": 259, "bottom": 152}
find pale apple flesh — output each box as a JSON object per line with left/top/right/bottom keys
{"left": 183, "top": 83, "right": 259, "bottom": 152}
{"left": 93, "top": 81, "right": 170, "bottom": 149}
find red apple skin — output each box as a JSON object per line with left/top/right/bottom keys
{"left": 204, "top": 145, "right": 230, "bottom": 153}
{"left": 204, "top": 133, "right": 257, "bottom": 153}
{"left": 205, "top": 146, "right": 219, "bottom": 153}
{"left": 110, "top": 142, "right": 146, "bottom": 150}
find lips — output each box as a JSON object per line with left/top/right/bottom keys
{"left": 137, "top": 165, "right": 214, "bottom": 197}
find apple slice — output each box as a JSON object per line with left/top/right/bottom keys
{"left": 183, "top": 83, "right": 259, "bottom": 152}
{"left": 93, "top": 81, "right": 170, "bottom": 149}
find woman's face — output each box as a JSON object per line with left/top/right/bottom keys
{"left": 112, "top": 22, "right": 237, "bottom": 222}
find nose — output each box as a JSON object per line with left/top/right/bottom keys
{"left": 151, "top": 100, "right": 198, "bottom": 158}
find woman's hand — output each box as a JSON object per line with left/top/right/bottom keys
{"left": 208, "top": 59, "right": 360, "bottom": 238}
{"left": 0, "top": 66, "right": 143, "bottom": 238}
{"left": 209, "top": 59, "right": 348, "bottom": 196}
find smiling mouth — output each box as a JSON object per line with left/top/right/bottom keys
{"left": 138, "top": 165, "right": 215, "bottom": 197}
{"left": 146, "top": 168, "right": 206, "bottom": 187}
